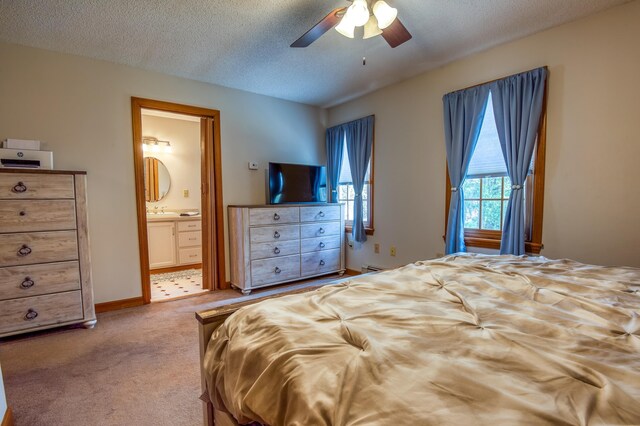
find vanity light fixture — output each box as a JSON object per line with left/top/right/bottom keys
{"left": 142, "top": 136, "right": 172, "bottom": 153}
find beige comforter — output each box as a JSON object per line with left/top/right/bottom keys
{"left": 204, "top": 255, "right": 640, "bottom": 425}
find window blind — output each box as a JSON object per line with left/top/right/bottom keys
{"left": 338, "top": 138, "right": 370, "bottom": 183}
{"left": 467, "top": 94, "right": 508, "bottom": 178}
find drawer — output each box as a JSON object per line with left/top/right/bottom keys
{"left": 0, "top": 261, "right": 81, "bottom": 300}
{"left": 0, "top": 231, "right": 78, "bottom": 267}
{"left": 178, "top": 231, "right": 201, "bottom": 248}
{"left": 251, "top": 240, "right": 300, "bottom": 260}
{"left": 300, "top": 221, "right": 341, "bottom": 239}
{"left": 177, "top": 220, "right": 201, "bottom": 232}
{"left": 250, "top": 224, "right": 299, "bottom": 244}
{"left": 301, "top": 236, "right": 342, "bottom": 253}
{"left": 0, "top": 290, "right": 84, "bottom": 335}
{"left": 0, "top": 200, "right": 76, "bottom": 233}
{"left": 0, "top": 173, "right": 75, "bottom": 199}
{"left": 179, "top": 247, "right": 202, "bottom": 264}
{"left": 251, "top": 255, "right": 300, "bottom": 286}
{"left": 300, "top": 205, "right": 341, "bottom": 222}
{"left": 301, "top": 249, "right": 341, "bottom": 276}
{"left": 249, "top": 207, "right": 299, "bottom": 226}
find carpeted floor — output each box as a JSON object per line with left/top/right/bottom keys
{"left": 0, "top": 276, "right": 343, "bottom": 426}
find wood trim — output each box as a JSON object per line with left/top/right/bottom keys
{"left": 345, "top": 268, "right": 362, "bottom": 276}
{"left": 1, "top": 407, "right": 14, "bottom": 426}
{"left": 131, "top": 98, "right": 151, "bottom": 304}
{"left": 131, "top": 97, "right": 226, "bottom": 304}
{"left": 95, "top": 297, "right": 144, "bottom": 313}
{"left": 201, "top": 118, "right": 211, "bottom": 292}
{"left": 443, "top": 68, "right": 547, "bottom": 254}
{"left": 344, "top": 226, "right": 374, "bottom": 236}
{"left": 150, "top": 264, "right": 202, "bottom": 274}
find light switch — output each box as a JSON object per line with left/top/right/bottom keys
{"left": 248, "top": 161, "right": 259, "bottom": 170}
{"left": 183, "top": 189, "right": 189, "bottom": 198}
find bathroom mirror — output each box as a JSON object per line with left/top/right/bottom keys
{"left": 144, "top": 157, "right": 171, "bottom": 202}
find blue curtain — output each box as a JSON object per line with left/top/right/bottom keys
{"left": 491, "top": 67, "right": 547, "bottom": 255}
{"left": 443, "top": 86, "right": 490, "bottom": 254}
{"left": 325, "top": 125, "right": 345, "bottom": 203}
{"left": 345, "top": 115, "right": 374, "bottom": 243}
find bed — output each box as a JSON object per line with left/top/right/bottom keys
{"left": 196, "top": 254, "right": 640, "bottom": 425}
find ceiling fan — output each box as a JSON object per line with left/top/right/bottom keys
{"left": 291, "top": 0, "right": 412, "bottom": 49}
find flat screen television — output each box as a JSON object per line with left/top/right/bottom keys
{"left": 268, "top": 162, "right": 327, "bottom": 204}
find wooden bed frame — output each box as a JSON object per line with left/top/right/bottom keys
{"left": 196, "top": 275, "right": 360, "bottom": 426}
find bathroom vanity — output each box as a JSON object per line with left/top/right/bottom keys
{"left": 147, "top": 215, "right": 202, "bottom": 270}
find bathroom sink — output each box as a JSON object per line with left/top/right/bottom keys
{"left": 147, "top": 211, "right": 180, "bottom": 217}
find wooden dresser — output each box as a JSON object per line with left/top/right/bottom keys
{"left": 0, "top": 169, "right": 96, "bottom": 337}
{"left": 228, "top": 204, "right": 345, "bottom": 294}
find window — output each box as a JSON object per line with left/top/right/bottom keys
{"left": 337, "top": 138, "right": 374, "bottom": 233}
{"left": 445, "top": 93, "right": 546, "bottom": 253}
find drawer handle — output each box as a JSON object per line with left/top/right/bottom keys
{"left": 318, "top": 211, "right": 325, "bottom": 217}
{"left": 274, "top": 267, "right": 282, "bottom": 274}
{"left": 18, "top": 245, "right": 32, "bottom": 257}
{"left": 12, "top": 181, "right": 27, "bottom": 193}
{"left": 319, "top": 242, "right": 326, "bottom": 248}
{"left": 274, "top": 231, "right": 280, "bottom": 239}
{"left": 319, "top": 260, "right": 326, "bottom": 266}
{"left": 273, "top": 213, "right": 280, "bottom": 221}
{"left": 274, "top": 247, "right": 281, "bottom": 254}
{"left": 19, "top": 210, "right": 27, "bottom": 216}
{"left": 20, "top": 277, "right": 35, "bottom": 289}
{"left": 319, "top": 228, "right": 325, "bottom": 234}
{"left": 24, "top": 309, "right": 38, "bottom": 321}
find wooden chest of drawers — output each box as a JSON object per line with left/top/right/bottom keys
{"left": 228, "top": 204, "right": 345, "bottom": 294}
{"left": 0, "top": 169, "right": 96, "bottom": 337}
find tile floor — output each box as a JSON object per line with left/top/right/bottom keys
{"left": 150, "top": 268, "right": 207, "bottom": 301}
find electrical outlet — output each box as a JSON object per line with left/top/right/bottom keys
{"left": 374, "top": 243, "right": 380, "bottom": 254}
{"left": 390, "top": 246, "right": 397, "bottom": 257}
{"left": 183, "top": 189, "right": 189, "bottom": 198}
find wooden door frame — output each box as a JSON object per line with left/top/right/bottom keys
{"left": 131, "top": 97, "right": 226, "bottom": 304}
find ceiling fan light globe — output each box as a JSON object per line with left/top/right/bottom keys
{"left": 363, "top": 15, "right": 383, "bottom": 39}
{"left": 335, "top": 17, "right": 356, "bottom": 38}
{"left": 373, "top": 0, "right": 398, "bottom": 29}
{"left": 349, "top": 0, "right": 370, "bottom": 27}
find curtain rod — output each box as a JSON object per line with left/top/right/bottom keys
{"left": 445, "top": 65, "right": 548, "bottom": 96}
{"left": 328, "top": 114, "right": 375, "bottom": 131}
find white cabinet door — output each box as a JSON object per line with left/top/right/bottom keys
{"left": 147, "top": 221, "right": 176, "bottom": 269}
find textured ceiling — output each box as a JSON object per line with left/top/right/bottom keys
{"left": 0, "top": 0, "right": 631, "bottom": 107}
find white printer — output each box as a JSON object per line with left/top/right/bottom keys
{"left": 0, "top": 139, "right": 53, "bottom": 169}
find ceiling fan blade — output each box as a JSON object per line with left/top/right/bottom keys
{"left": 291, "top": 7, "right": 346, "bottom": 48}
{"left": 381, "top": 18, "right": 412, "bottom": 48}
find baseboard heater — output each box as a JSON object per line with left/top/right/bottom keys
{"left": 361, "top": 264, "right": 387, "bottom": 273}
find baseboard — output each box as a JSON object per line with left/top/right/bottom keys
{"left": 2, "top": 407, "right": 14, "bottom": 426}
{"left": 150, "top": 264, "right": 202, "bottom": 274}
{"left": 345, "top": 268, "right": 362, "bottom": 276}
{"left": 95, "top": 297, "right": 145, "bottom": 313}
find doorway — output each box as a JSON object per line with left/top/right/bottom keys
{"left": 131, "top": 98, "right": 225, "bottom": 304}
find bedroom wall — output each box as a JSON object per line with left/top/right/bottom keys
{"left": 141, "top": 114, "right": 201, "bottom": 212}
{"left": 329, "top": 0, "right": 640, "bottom": 269}
{"left": 0, "top": 41, "right": 326, "bottom": 303}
